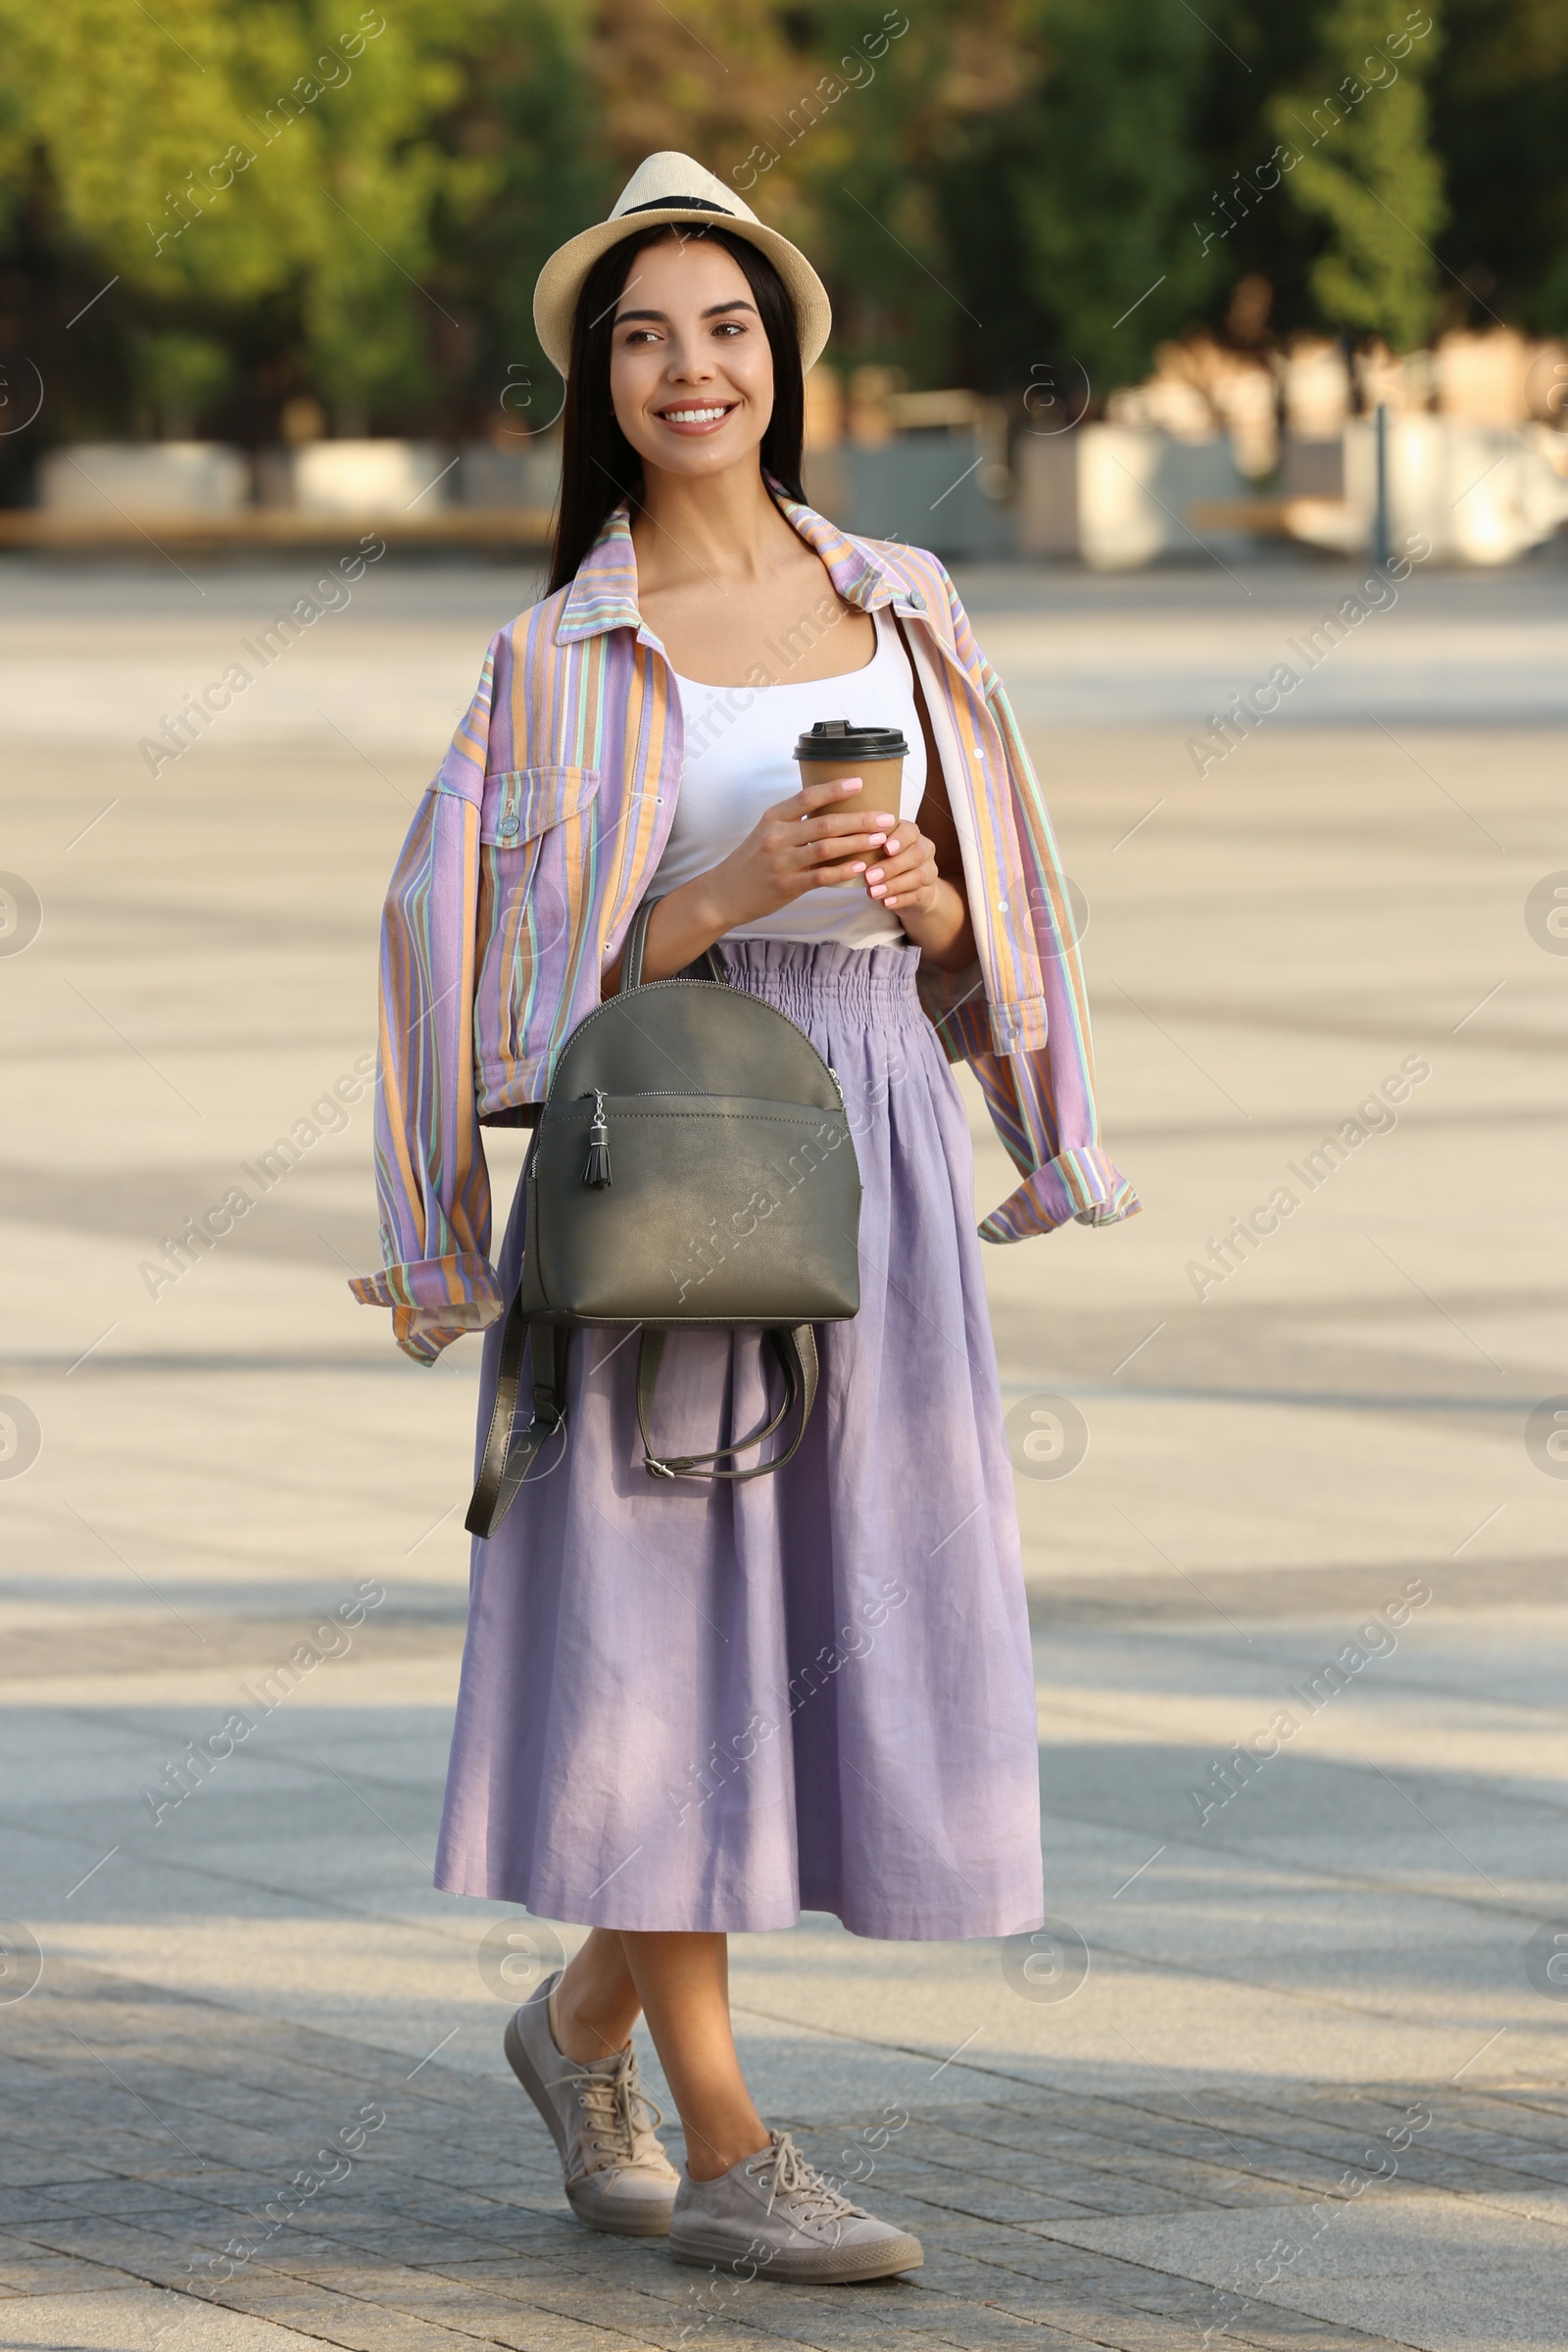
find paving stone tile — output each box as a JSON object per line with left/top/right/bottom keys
{"left": 317, "top": 2230, "right": 536, "bottom": 2271}
{"left": 0, "top": 2251, "right": 147, "bottom": 2295}
{"left": 906, "top": 2163, "right": 1186, "bottom": 2228}
{"left": 7, "top": 2218, "right": 174, "bottom": 2266}
{"left": 0, "top": 2195, "right": 97, "bottom": 2227}
{"left": 0, "top": 2166, "right": 118, "bottom": 2199}
{"left": 8, "top": 1860, "right": 1552, "bottom": 2352}
{"left": 210, "top": 2277, "right": 495, "bottom": 2348}
{"left": 40, "top": 2183, "right": 220, "bottom": 2221}
{"left": 226, "top": 2272, "right": 655, "bottom": 2349}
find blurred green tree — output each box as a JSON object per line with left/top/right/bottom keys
{"left": 0, "top": 0, "right": 1558, "bottom": 464}
{"left": 0, "top": 0, "right": 551, "bottom": 438}
{"left": 744, "top": 0, "right": 1044, "bottom": 388}
{"left": 1431, "top": 0, "right": 1568, "bottom": 334}
{"left": 136, "top": 329, "right": 233, "bottom": 436}
{"left": 976, "top": 0, "right": 1216, "bottom": 390}
{"left": 1266, "top": 1, "right": 1446, "bottom": 350}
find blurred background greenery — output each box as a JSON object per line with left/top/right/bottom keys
{"left": 0, "top": 0, "right": 1563, "bottom": 482}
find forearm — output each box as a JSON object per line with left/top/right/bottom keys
{"left": 897, "top": 877, "right": 974, "bottom": 971}
{"left": 603, "top": 870, "right": 736, "bottom": 993}
{"left": 603, "top": 778, "right": 907, "bottom": 993}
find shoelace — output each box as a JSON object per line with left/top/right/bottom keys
{"left": 746, "top": 2132, "right": 869, "bottom": 2225}
{"left": 562, "top": 2049, "right": 669, "bottom": 2177}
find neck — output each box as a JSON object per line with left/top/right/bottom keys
{"left": 630, "top": 459, "right": 793, "bottom": 593}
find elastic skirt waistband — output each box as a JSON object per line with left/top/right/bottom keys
{"left": 710, "top": 936, "right": 925, "bottom": 1027}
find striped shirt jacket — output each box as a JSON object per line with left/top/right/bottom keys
{"left": 351, "top": 490, "right": 1139, "bottom": 1362}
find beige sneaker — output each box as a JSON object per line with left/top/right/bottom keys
{"left": 669, "top": 2129, "right": 923, "bottom": 2282}
{"left": 504, "top": 1970, "right": 680, "bottom": 2235}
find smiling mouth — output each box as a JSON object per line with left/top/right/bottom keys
{"left": 656, "top": 403, "right": 737, "bottom": 429}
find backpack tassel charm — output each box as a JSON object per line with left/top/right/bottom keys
{"left": 583, "top": 1091, "right": 612, "bottom": 1187}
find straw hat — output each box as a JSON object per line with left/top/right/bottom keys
{"left": 532, "top": 150, "right": 832, "bottom": 378}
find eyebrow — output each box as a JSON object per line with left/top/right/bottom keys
{"left": 612, "top": 299, "right": 759, "bottom": 325}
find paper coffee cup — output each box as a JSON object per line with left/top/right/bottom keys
{"left": 795, "top": 719, "right": 907, "bottom": 822}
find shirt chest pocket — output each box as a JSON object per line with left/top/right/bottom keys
{"left": 479, "top": 763, "right": 602, "bottom": 847}
{"left": 476, "top": 765, "right": 603, "bottom": 1064}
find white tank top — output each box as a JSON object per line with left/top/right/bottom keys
{"left": 656, "top": 606, "right": 928, "bottom": 949}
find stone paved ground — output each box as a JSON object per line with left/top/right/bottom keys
{"left": 1, "top": 550, "right": 1565, "bottom": 2351}
{"left": 6, "top": 1957, "right": 1567, "bottom": 2352}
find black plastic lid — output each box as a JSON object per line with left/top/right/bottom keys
{"left": 794, "top": 718, "right": 908, "bottom": 761}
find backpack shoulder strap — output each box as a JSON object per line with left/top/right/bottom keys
{"left": 638, "top": 1324, "right": 818, "bottom": 1482}
{"left": 466, "top": 1307, "right": 567, "bottom": 1538}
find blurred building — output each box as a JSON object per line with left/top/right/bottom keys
{"left": 12, "top": 328, "right": 1568, "bottom": 569}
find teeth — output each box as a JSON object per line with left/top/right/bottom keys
{"left": 663, "top": 407, "right": 728, "bottom": 423}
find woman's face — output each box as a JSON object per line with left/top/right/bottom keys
{"left": 609, "top": 234, "right": 775, "bottom": 483}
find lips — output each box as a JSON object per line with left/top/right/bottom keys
{"left": 655, "top": 402, "right": 738, "bottom": 434}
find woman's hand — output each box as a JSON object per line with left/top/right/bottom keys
{"left": 712, "top": 773, "right": 898, "bottom": 926}
{"left": 863, "top": 818, "right": 975, "bottom": 970}
{"left": 605, "top": 775, "right": 896, "bottom": 987}
{"left": 863, "top": 824, "right": 939, "bottom": 915}
{"left": 604, "top": 775, "right": 975, "bottom": 988}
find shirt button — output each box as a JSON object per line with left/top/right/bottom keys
{"left": 498, "top": 813, "right": 519, "bottom": 838}
{"left": 906, "top": 591, "right": 925, "bottom": 611}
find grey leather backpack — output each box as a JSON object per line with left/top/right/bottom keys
{"left": 466, "top": 901, "right": 862, "bottom": 1538}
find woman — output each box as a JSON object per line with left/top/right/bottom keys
{"left": 352, "top": 152, "right": 1136, "bottom": 2282}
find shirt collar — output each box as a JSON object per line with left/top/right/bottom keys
{"left": 555, "top": 477, "right": 927, "bottom": 643}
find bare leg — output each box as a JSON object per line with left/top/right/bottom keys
{"left": 622, "top": 1931, "right": 768, "bottom": 2180}
{"left": 553, "top": 1927, "right": 641, "bottom": 2061}
{"left": 553, "top": 1927, "right": 767, "bottom": 2179}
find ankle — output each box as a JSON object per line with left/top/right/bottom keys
{"left": 551, "top": 1979, "right": 632, "bottom": 2067}
{"left": 685, "top": 2127, "right": 772, "bottom": 2183}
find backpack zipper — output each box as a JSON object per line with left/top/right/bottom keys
{"left": 578, "top": 1090, "right": 704, "bottom": 1187}
{"left": 576, "top": 1071, "right": 845, "bottom": 1190}
{"left": 545, "top": 976, "right": 841, "bottom": 1111}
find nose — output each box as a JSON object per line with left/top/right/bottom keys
{"left": 665, "top": 341, "right": 716, "bottom": 385}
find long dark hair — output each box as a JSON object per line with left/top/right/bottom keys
{"left": 548, "top": 223, "right": 807, "bottom": 595}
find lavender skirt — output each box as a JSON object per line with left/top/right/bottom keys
{"left": 434, "top": 939, "right": 1044, "bottom": 1940}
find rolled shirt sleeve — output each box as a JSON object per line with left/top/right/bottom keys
{"left": 920, "top": 567, "right": 1141, "bottom": 1241}
{"left": 348, "top": 648, "right": 505, "bottom": 1363}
